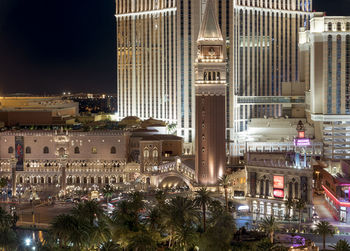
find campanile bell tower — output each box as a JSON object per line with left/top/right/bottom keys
{"left": 195, "top": 0, "right": 227, "bottom": 186}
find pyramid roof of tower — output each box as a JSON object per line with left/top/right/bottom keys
{"left": 198, "top": 0, "right": 223, "bottom": 41}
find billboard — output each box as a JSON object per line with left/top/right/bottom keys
{"left": 15, "top": 136, "right": 24, "bottom": 171}
{"left": 273, "top": 176, "right": 284, "bottom": 189}
{"left": 273, "top": 189, "right": 284, "bottom": 198}
{"left": 294, "top": 138, "right": 311, "bottom": 147}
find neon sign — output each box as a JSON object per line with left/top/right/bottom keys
{"left": 273, "top": 176, "right": 284, "bottom": 189}
{"left": 273, "top": 189, "right": 284, "bottom": 198}
{"left": 322, "top": 185, "right": 350, "bottom": 208}
{"left": 298, "top": 131, "right": 305, "bottom": 139}
{"left": 294, "top": 138, "right": 311, "bottom": 147}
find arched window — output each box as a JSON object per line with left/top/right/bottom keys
{"left": 91, "top": 147, "right": 97, "bottom": 154}
{"left": 8, "top": 147, "right": 13, "bottom": 154}
{"left": 43, "top": 147, "right": 49, "bottom": 154}
{"left": 260, "top": 180, "right": 264, "bottom": 196}
{"left": 265, "top": 180, "right": 269, "bottom": 197}
{"left": 74, "top": 147, "right": 80, "bottom": 154}
{"left": 144, "top": 149, "right": 149, "bottom": 158}
{"left": 294, "top": 182, "right": 299, "bottom": 199}
{"left": 152, "top": 149, "right": 158, "bottom": 158}
{"left": 110, "top": 146, "right": 116, "bottom": 154}
{"left": 328, "top": 22, "right": 333, "bottom": 31}
{"left": 25, "top": 147, "right": 31, "bottom": 154}
{"left": 337, "top": 22, "right": 342, "bottom": 31}
{"left": 347, "top": 22, "right": 350, "bottom": 31}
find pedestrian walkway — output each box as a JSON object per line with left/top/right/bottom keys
{"left": 313, "top": 195, "right": 336, "bottom": 221}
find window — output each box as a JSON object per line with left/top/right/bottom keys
{"left": 74, "top": 147, "right": 80, "bottom": 154}
{"left": 337, "top": 22, "right": 342, "bottom": 31}
{"left": 328, "top": 22, "right": 333, "bottom": 31}
{"left": 91, "top": 147, "right": 97, "bottom": 154}
{"left": 25, "top": 147, "right": 31, "bottom": 154}
{"left": 347, "top": 22, "right": 350, "bottom": 31}
{"left": 144, "top": 149, "right": 149, "bottom": 158}
{"left": 43, "top": 146, "right": 49, "bottom": 154}
{"left": 8, "top": 147, "right": 13, "bottom": 154}
{"left": 110, "top": 146, "right": 116, "bottom": 154}
{"left": 152, "top": 149, "right": 158, "bottom": 158}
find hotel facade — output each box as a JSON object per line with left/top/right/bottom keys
{"left": 116, "top": 0, "right": 313, "bottom": 156}
{"left": 300, "top": 15, "right": 350, "bottom": 160}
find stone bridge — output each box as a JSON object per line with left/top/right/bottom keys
{"left": 149, "top": 161, "right": 196, "bottom": 189}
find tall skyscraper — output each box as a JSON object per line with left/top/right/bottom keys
{"left": 116, "top": 0, "right": 178, "bottom": 125}
{"left": 116, "top": 0, "right": 313, "bottom": 156}
{"left": 195, "top": 0, "right": 226, "bottom": 185}
{"left": 230, "top": 0, "right": 313, "bottom": 156}
{"left": 300, "top": 15, "right": 350, "bottom": 159}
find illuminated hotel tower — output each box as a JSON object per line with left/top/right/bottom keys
{"left": 300, "top": 15, "right": 350, "bottom": 159}
{"left": 116, "top": 1, "right": 313, "bottom": 156}
{"left": 195, "top": 0, "right": 226, "bottom": 185}
{"left": 231, "top": 0, "right": 313, "bottom": 156}
{"left": 116, "top": 1, "right": 178, "bottom": 124}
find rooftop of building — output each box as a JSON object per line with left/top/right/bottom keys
{"left": 139, "top": 134, "right": 183, "bottom": 141}
{"left": 246, "top": 152, "right": 311, "bottom": 170}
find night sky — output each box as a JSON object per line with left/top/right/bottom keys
{"left": 0, "top": 0, "right": 348, "bottom": 95}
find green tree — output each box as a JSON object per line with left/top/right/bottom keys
{"left": 155, "top": 190, "right": 166, "bottom": 206}
{"left": 330, "top": 239, "right": 350, "bottom": 251}
{"left": 127, "top": 230, "right": 157, "bottom": 251}
{"left": 218, "top": 174, "right": 231, "bottom": 212}
{"left": 0, "top": 207, "right": 13, "bottom": 230}
{"left": 260, "top": 216, "right": 279, "bottom": 244}
{"left": 111, "top": 192, "right": 145, "bottom": 247}
{"left": 162, "top": 196, "right": 199, "bottom": 249}
{"left": 208, "top": 200, "right": 225, "bottom": 220}
{"left": 100, "top": 241, "right": 122, "bottom": 251}
{"left": 50, "top": 214, "right": 90, "bottom": 249}
{"left": 101, "top": 184, "right": 115, "bottom": 203}
{"left": 194, "top": 187, "right": 212, "bottom": 232}
{"left": 200, "top": 213, "right": 235, "bottom": 251}
{"left": 295, "top": 199, "right": 306, "bottom": 232}
{"left": 315, "top": 221, "right": 334, "bottom": 251}
{"left": 71, "top": 200, "right": 104, "bottom": 226}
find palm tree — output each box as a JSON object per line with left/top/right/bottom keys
{"left": 100, "top": 241, "right": 121, "bottom": 251}
{"left": 51, "top": 214, "right": 90, "bottom": 249}
{"left": 72, "top": 200, "right": 104, "bottom": 226}
{"left": 0, "top": 207, "right": 13, "bottom": 230}
{"left": 162, "top": 196, "right": 199, "bottom": 248}
{"left": 315, "top": 221, "right": 334, "bottom": 250}
{"left": 330, "top": 239, "right": 350, "bottom": 251}
{"left": 127, "top": 230, "right": 157, "bottom": 251}
{"left": 194, "top": 187, "right": 212, "bottom": 231}
{"left": 101, "top": 184, "right": 115, "bottom": 203}
{"left": 260, "top": 216, "right": 279, "bottom": 244}
{"left": 295, "top": 199, "right": 306, "bottom": 232}
{"left": 155, "top": 190, "right": 166, "bottom": 205}
{"left": 218, "top": 174, "right": 231, "bottom": 212}
{"left": 172, "top": 224, "right": 199, "bottom": 251}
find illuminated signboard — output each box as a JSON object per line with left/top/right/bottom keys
{"left": 298, "top": 131, "right": 305, "bottom": 139}
{"left": 273, "top": 189, "right": 284, "bottom": 198}
{"left": 273, "top": 176, "right": 284, "bottom": 189}
{"left": 294, "top": 138, "right": 311, "bottom": 147}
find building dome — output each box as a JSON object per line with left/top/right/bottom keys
{"left": 141, "top": 118, "right": 166, "bottom": 128}
{"left": 119, "top": 116, "right": 142, "bottom": 127}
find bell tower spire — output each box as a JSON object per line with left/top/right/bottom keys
{"left": 195, "top": 0, "right": 227, "bottom": 186}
